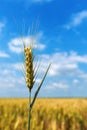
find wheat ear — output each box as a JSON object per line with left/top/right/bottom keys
{"left": 22, "top": 27, "right": 51, "bottom": 130}
{"left": 24, "top": 47, "right": 34, "bottom": 90}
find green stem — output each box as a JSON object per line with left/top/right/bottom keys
{"left": 28, "top": 89, "right": 31, "bottom": 130}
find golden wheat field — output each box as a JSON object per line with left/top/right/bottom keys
{"left": 0, "top": 98, "right": 87, "bottom": 130}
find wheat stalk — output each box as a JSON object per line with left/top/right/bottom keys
{"left": 24, "top": 46, "right": 34, "bottom": 130}
{"left": 21, "top": 25, "right": 51, "bottom": 130}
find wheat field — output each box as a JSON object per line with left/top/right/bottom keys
{"left": 0, "top": 98, "right": 87, "bottom": 130}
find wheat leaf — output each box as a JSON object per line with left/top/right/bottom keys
{"left": 30, "top": 63, "right": 51, "bottom": 109}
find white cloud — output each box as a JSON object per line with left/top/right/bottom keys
{"left": 64, "top": 10, "right": 87, "bottom": 29}
{"left": 46, "top": 82, "right": 69, "bottom": 90}
{"left": 1, "top": 50, "right": 87, "bottom": 96}
{"left": 53, "top": 82, "right": 69, "bottom": 89}
{"left": 8, "top": 38, "right": 22, "bottom": 53}
{"left": 8, "top": 33, "right": 46, "bottom": 53}
{"left": 73, "top": 79, "right": 79, "bottom": 84}
{"left": 35, "top": 78, "right": 41, "bottom": 84}
{"left": 0, "top": 76, "right": 24, "bottom": 89}
{"left": 37, "top": 51, "right": 87, "bottom": 80}
{"left": 0, "top": 63, "right": 25, "bottom": 90}
{"left": 0, "top": 51, "right": 9, "bottom": 58}
{"left": 1, "top": 46, "right": 87, "bottom": 93}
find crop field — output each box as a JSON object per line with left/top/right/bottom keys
{"left": 0, "top": 98, "right": 87, "bottom": 130}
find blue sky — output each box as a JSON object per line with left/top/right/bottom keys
{"left": 1, "top": 0, "right": 87, "bottom": 97}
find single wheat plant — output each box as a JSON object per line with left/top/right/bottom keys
{"left": 21, "top": 32, "right": 51, "bottom": 130}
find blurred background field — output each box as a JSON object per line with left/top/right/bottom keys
{"left": 0, "top": 98, "right": 87, "bottom": 130}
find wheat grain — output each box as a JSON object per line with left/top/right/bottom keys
{"left": 24, "top": 47, "right": 34, "bottom": 90}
